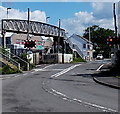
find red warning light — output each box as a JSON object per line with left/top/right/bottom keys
{"left": 109, "top": 38, "right": 113, "bottom": 42}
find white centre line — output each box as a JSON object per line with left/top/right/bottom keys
{"left": 51, "top": 64, "right": 81, "bottom": 78}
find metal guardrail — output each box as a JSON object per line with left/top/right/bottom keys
{"left": 0, "top": 47, "right": 29, "bottom": 71}
{"left": 0, "top": 52, "right": 20, "bottom": 70}
{"left": 66, "top": 39, "right": 84, "bottom": 58}
{"left": 74, "top": 45, "right": 84, "bottom": 58}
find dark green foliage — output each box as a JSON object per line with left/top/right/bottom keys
{"left": 1, "top": 65, "right": 22, "bottom": 74}
{"left": 30, "top": 63, "right": 35, "bottom": 70}
{"left": 83, "top": 25, "right": 115, "bottom": 58}
{"left": 20, "top": 53, "right": 28, "bottom": 62}
{"left": 16, "top": 53, "right": 29, "bottom": 71}
{"left": 100, "top": 50, "right": 120, "bottom": 76}
{"left": 71, "top": 57, "right": 86, "bottom": 63}
{"left": 115, "top": 50, "right": 120, "bottom": 67}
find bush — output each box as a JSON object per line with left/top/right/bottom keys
{"left": 30, "top": 63, "right": 35, "bottom": 70}
{"left": 71, "top": 57, "right": 86, "bottom": 63}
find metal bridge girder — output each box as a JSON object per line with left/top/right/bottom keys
{"left": 2, "top": 19, "right": 65, "bottom": 38}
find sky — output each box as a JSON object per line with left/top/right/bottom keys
{"left": 0, "top": 2, "right": 119, "bottom": 36}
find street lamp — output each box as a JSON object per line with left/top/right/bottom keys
{"left": 46, "top": 16, "right": 50, "bottom": 23}
{"left": 7, "top": 8, "right": 11, "bottom": 19}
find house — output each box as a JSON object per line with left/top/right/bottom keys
{"left": 5, "top": 33, "right": 53, "bottom": 54}
{"left": 3, "top": 33, "right": 53, "bottom": 64}
{"left": 66, "top": 34, "right": 93, "bottom": 61}
{"left": 8, "top": 33, "right": 43, "bottom": 49}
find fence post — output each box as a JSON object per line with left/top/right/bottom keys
{"left": 27, "top": 63, "right": 30, "bottom": 71}
{"left": 18, "top": 63, "right": 20, "bottom": 70}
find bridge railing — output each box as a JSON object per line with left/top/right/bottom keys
{"left": 0, "top": 47, "right": 29, "bottom": 71}
{"left": 0, "top": 52, "right": 20, "bottom": 70}
{"left": 2, "top": 19, "right": 65, "bottom": 38}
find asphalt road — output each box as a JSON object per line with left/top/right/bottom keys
{"left": 2, "top": 60, "right": 118, "bottom": 112}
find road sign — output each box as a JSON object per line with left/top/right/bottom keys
{"left": 37, "top": 45, "right": 43, "bottom": 50}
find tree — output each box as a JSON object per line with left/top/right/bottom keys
{"left": 83, "top": 25, "right": 115, "bottom": 58}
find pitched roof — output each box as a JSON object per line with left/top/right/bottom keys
{"left": 72, "top": 34, "right": 92, "bottom": 44}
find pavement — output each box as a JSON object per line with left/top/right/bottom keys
{"left": 93, "top": 76, "right": 120, "bottom": 89}
{"left": 93, "top": 64, "right": 120, "bottom": 89}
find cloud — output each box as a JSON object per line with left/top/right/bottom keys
{"left": 62, "top": 11, "right": 114, "bottom": 36}
{"left": 91, "top": 2, "right": 113, "bottom": 19}
{"left": 61, "top": 2, "right": 116, "bottom": 36}
{"left": 2, "top": 0, "right": 120, "bottom": 2}
{"left": 0, "top": 6, "right": 46, "bottom": 22}
{"left": 0, "top": 6, "right": 46, "bottom": 37}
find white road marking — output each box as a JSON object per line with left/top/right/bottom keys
{"left": 23, "top": 73, "right": 28, "bottom": 75}
{"left": 42, "top": 64, "right": 57, "bottom": 69}
{"left": 34, "top": 69, "right": 63, "bottom": 72}
{"left": 49, "top": 88, "right": 117, "bottom": 112}
{"left": 1, "top": 64, "right": 57, "bottom": 80}
{"left": 51, "top": 64, "right": 81, "bottom": 78}
{"left": 41, "top": 63, "right": 117, "bottom": 112}
{"left": 96, "top": 64, "right": 104, "bottom": 71}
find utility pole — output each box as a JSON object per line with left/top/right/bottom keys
{"left": 2, "top": 20, "right": 5, "bottom": 48}
{"left": 27, "top": 8, "right": 30, "bottom": 40}
{"left": 89, "top": 26, "right": 91, "bottom": 61}
{"left": 113, "top": 3, "right": 118, "bottom": 38}
{"left": 113, "top": 3, "right": 118, "bottom": 65}
{"left": 27, "top": 8, "right": 30, "bottom": 71}
{"left": 58, "top": 19, "right": 60, "bottom": 53}
{"left": 2, "top": 8, "right": 11, "bottom": 48}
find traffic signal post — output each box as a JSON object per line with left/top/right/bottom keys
{"left": 107, "top": 36, "right": 120, "bottom": 45}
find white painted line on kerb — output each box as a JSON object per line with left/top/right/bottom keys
{"left": 96, "top": 64, "right": 104, "bottom": 71}
{"left": 51, "top": 64, "right": 81, "bottom": 78}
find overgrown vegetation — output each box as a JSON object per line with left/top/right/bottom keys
{"left": 0, "top": 65, "right": 22, "bottom": 75}
{"left": 100, "top": 50, "right": 120, "bottom": 76}
{"left": 30, "top": 63, "right": 36, "bottom": 70}
{"left": 15, "top": 53, "right": 35, "bottom": 71}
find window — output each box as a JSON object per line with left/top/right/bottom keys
{"left": 83, "top": 44, "right": 86, "bottom": 48}
{"left": 21, "top": 40, "right": 24, "bottom": 44}
{"left": 16, "top": 39, "right": 20, "bottom": 44}
{"left": 87, "top": 44, "right": 90, "bottom": 49}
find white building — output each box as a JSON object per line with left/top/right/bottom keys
{"left": 66, "top": 34, "right": 93, "bottom": 61}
